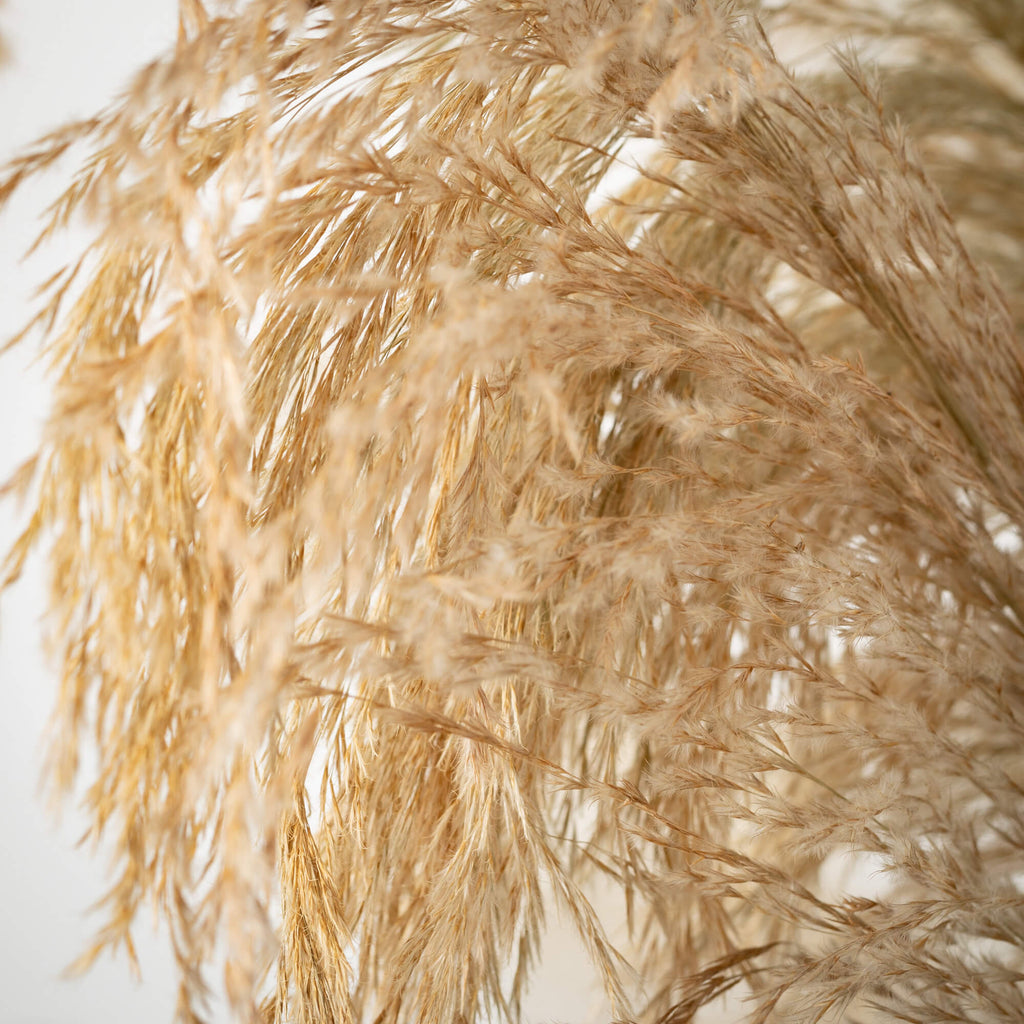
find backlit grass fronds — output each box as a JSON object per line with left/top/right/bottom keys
{"left": 4, "top": 1, "right": 1024, "bottom": 1022}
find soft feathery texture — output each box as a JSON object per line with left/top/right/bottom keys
{"left": 3, "top": 1, "right": 1024, "bottom": 1022}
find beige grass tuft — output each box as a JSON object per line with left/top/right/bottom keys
{"left": 4, "top": 1, "right": 1024, "bottom": 1022}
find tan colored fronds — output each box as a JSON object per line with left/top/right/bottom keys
{"left": 4, "top": 1, "right": 1024, "bottom": 1022}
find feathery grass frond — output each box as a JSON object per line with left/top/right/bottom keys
{"left": 4, "top": 1, "right": 1024, "bottom": 1021}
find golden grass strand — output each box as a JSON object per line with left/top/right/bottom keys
{"left": 3, "top": 1, "right": 1024, "bottom": 1021}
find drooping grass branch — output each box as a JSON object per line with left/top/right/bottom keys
{"left": 3, "top": 1, "right": 1024, "bottom": 1022}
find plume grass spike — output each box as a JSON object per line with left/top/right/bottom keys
{"left": 3, "top": 1, "right": 1024, "bottom": 1022}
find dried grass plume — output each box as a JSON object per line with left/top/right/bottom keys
{"left": 3, "top": 1, "right": 1024, "bottom": 1022}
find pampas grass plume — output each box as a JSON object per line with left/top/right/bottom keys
{"left": 3, "top": 1, "right": 1024, "bottom": 1022}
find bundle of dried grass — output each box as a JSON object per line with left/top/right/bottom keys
{"left": 4, "top": 1, "right": 1024, "bottom": 1021}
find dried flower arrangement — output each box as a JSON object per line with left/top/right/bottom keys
{"left": 3, "top": 1, "right": 1024, "bottom": 1022}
